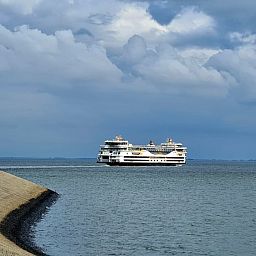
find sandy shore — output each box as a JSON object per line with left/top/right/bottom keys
{"left": 0, "top": 171, "right": 58, "bottom": 256}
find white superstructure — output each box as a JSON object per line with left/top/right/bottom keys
{"left": 97, "top": 135, "right": 187, "bottom": 166}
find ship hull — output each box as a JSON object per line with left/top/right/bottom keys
{"left": 100, "top": 162, "right": 185, "bottom": 166}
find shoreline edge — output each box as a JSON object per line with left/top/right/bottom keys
{"left": 0, "top": 171, "right": 58, "bottom": 256}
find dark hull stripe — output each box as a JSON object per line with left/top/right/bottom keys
{"left": 123, "top": 159, "right": 185, "bottom": 161}
{"left": 105, "top": 162, "right": 185, "bottom": 166}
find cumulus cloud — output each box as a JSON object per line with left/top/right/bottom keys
{"left": 0, "top": 2, "right": 224, "bottom": 97}
{"left": 137, "top": 47, "right": 230, "bottom": 96}
{"left": 207, "top": 42, "right": 256, "bottom": 103}
{"left": 110, "top": 34, "right": 231, "bottom": 97}
{"left": 106, "top": 4, "right": 216, "bottom": 48}
{"left": 0, "top": 24, "right": 122, "bottom": 90}
{"left": 0, "top": 2, "right": 253, "bottom": 101}
{"left": 146, "top": 0, "right": 256, "bottom": 34}
{"left": 0, "top": 20, "right": 243, "bottom": 100}
{"left": 166, "top": 7, "right": 215, "bottom": 35}
{"left": 106, "top": 2, "right": 166, "bottom": 46}
{"left": 0, "top": 1, "right": 217, "bottom": 49}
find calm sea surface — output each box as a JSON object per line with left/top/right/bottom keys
{"left": 1, "top": 159, "right": 256, "bottom": 256}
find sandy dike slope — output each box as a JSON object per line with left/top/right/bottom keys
{"left": 0, "top": 171, "right": 56, "bottom": 256}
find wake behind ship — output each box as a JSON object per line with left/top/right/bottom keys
{"left": 97, "top": 136, "right": 187, "bottom": 166}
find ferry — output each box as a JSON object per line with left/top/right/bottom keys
{"left": 97, "top": 135, "right": 187, "bottom": 166}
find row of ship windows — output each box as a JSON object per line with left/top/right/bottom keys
{"left": 105, "top": 142, "right": 128, "bottom": 145}
{"left": 100, "top": 150, "right": 182, "bottom": 157}
{"left": 101, "top": 149, "right": 184, "bottom": 152}
{"left": 102, "top": 156, "right": 183, "bottom": 159}
{"left": 102, "top": 156, "right": 184, "bottom": 160}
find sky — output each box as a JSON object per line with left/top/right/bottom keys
{"left": 0, "top": 0, "right": 256, "bottom": 159}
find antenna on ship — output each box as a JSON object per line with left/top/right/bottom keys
{"left": 115, "top": 135, "right": 124, "bottom": 141}
{"left": 148, "top": 140, "right": 155, "bottom": 146}
{"left": 166, "top": 138, "right": 173, "bottom": 144}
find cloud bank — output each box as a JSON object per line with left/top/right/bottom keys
{"left": 0, "top": 0, "right": 256, "bottom": 159}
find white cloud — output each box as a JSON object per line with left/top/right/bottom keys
{"left": 110, "top": 35, "right": 231, "bottom": 97}
{"left": 0, "top": 24, "right": 122, "bottom": 89}
{"left": 167, "top": 7, "right": 216, "bottom": 35}
{"left": 105, "top": 5, "right": 216, "bottom": 48}
{"left": 133, "top": 44, "right": 230, "bottom": 96}
{"left": 0, "top": 1, "right": 217, "bottom": 49}
{"left": 106, "top": 2, "right": 166, "bottom": 46}
{"left": 207, "top": 42, "right": 256, "bottom": 102}
{"left": 0, "top": 20, "right": 252, "bottom": 106}
{"left": 0, "top": 9, "right": 251, "bottom": 103}
{"left": 0, "top": 4, "right": 254, "bottom": 103}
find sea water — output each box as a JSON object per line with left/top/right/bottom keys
{"left": 2, "top": 159, "right": 256, "bottom": 256}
